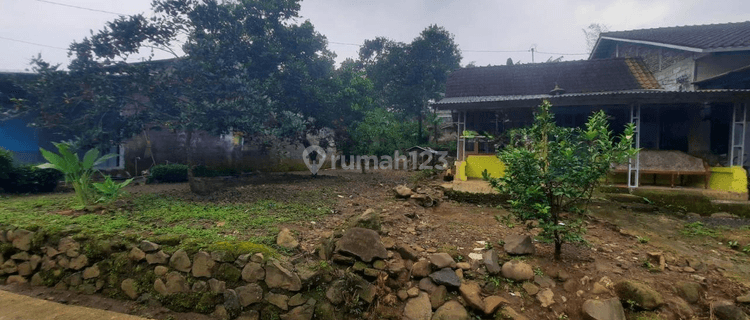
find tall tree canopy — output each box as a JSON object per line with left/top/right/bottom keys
{"left": 358, "top": 25, "right": 462, "bottom": 144}
{"left": 12, "top": 0, "right": 347, "bottom": 187}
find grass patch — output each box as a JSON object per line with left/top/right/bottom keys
{"left": 680, "top": 222, "right": 719, "bottom": 238}
{"left": 0, "top": 191, "right": 333, "bottom": 253}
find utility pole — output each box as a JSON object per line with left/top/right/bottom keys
{"left": 531, "top": 47, "right": 535, "bottom": 63}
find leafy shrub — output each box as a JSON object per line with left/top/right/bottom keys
{"left": 485, "top": 100, "right": 636, "bottom": 259}
{"left": 0, "top": 165, "right": 63, "bottom": 193}
{"left": 149, "top": 164, "right": 188, "bottom": 183}
{"left": 0, "top": 147, "right": 13, "bottom": 181}
{"left": 93, "top": 176, "right": 134, "bottom": 203}
{"left": 39, "top": 142, "right": 117, "bottom": 205}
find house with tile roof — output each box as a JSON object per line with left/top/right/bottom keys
{"left": 590, "top": 21, "right": 750, "bottom": 91}
{"left": 434, "top": 22, "right": 750, "bottom": 198}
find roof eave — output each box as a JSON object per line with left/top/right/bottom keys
{"left": 599, "top": 36, "right": 704, "bottom": 52}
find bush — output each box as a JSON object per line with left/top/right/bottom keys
{"left": 0, "top": 165, "right": 63, "bottom": 193}
{"left": 149, "top": 164, "right": 188, "bottom": 183}
{"left": 0, "top": 147, "right": 13, "bottom": 181}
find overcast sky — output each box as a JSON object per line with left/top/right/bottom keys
{"left": 1, "top": 0, "right": 749, "bottom": 72}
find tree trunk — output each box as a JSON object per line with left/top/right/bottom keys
{"left": 552, "top": 209, "right": 562, "bottom": 260}
{"left": 554, "top": 236, "right": 562, "bottom": 260}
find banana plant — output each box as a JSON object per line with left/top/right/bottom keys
{"left": 93, "top": 176, "right": 134, "bottom": 203}
{"left": 38, "top": 142, "right": 117, "bottom": 206}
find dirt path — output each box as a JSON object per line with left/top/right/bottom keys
{"left": 0, "top": 289, "right": 148, "bottom": 320}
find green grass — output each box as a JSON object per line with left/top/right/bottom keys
{"left": 680, "top": 222, "right": 720, "bottom": 238}
{"left": 0, "top": 191, "right": 334, "bottom": 254}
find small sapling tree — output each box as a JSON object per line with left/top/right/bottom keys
{"left": 484, "top": 100, "right": 637, "bottom": 259}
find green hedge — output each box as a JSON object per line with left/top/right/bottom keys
{"left": 149, "top": 164, "right": 189, "bottom": 183}
{"left": 149, "top": 164, "right": 239, "bottom": 183}
{"left": 0, "top": 165, "right": 63, "bottom": 193}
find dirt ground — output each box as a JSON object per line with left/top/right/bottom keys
{"left": 2, "top": 168, "right": 750, "bottom": 319}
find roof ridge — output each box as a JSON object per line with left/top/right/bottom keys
{"left": 602, "top": 21, "right": 750, "bottom": 35}
{"left": 459, "top": 57, "right": 635, "bottom": 71}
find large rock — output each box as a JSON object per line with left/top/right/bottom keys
{"left": 139, "top": 240, "right": 160, "bottom": 252}
{"left": 326, "top": 280, "right": 346, "bottom": 305}
{"left": 418, "top": 278, "right": 438, "bottom": 294}
{"left": 428, "top": 253, "right": 455, "bottom": 269}
{"left": 411, "top": 260, "right": 432, "bottom": 278}
{"left": 68, "top": 255, "right": 88, "bottom": 270}
{"left": 335, "top": 228, "right": 387, "bottom": 263}
{"left": 483, "top": 296, "right": 509, "bottom": 315}
{"left": 394, "top": 185, "right": 413, "bottom": 198}
{"left": 128, "top": 247, "right": 146, "bottom": 261}
{"left": 354, "top": 209, "right": 381, "bottom": 231}
{"left": 396, "top": 244, "right": 419, "bottom": 261}
{"left": 614, "top": 280, "right": 664, "bottom": 311}
{"left": 277, "top": 228, "right": 299, "bottom": 250}
{"left": 432, "top": 300, "right": 470, "bottom": 320}
{"left": 82, "top": 264, "right": 100, "bottom": 279}
{"left": 504, "top": 235, "right": 535, "bottom": 255}
{"left": 537, "top": 288, "right": 555, "bottom": 308}
{"left": 266, "top": 292, "right": 290, "bottom": 311}
{"left": 12, "top": 229, "right": 34, "bottom": 251}
{"left": 236, "top": 283, "right": 263, "bottom": 307}
{"left": 280, "top": 298, "right": 316, "bottom": 320}
{"left": 242, "top": 262, "right": 265, "bottom": 282}
{"left": 121, "top": 279, "right": 138, "bottom": 300}
{"left": 501, "top": 260, "right": 534, "bottom": 281}
{"left": 146, "top": 250, "right": 170, "bottom": 265}
{"left": 714, "top": 304, "right": 749, "bottom": 320}
{"left": 676, "top": 281, "right": 702, "bottom": 304}
{"left": 265, "top": 260, "right": 302, "bottom": 291}
{"left": 459, "top": 281, "right": 485, "bottom": 311}
{"left": 169, "top": 249, "right": 192, "bottom": 273}
{"left": 430, "top": 285, "right": 448, "bottom": 309}
{"left": 582, "top": 298, "right": 626, "bottom": 320}
{"left": 482, "top": 249, "right": 502, "bottom": 275}
{"left": 216, "top": 263, "right": 242, "bottom": 283}
{"left": 192, "top": 251, "right": 215, "bottom": 278}
{"left": 428, "top": 268, "right": 461, "bottom": 288}
{"left": 224, "top": 289, "right": 242, "bottom": 319}
{"left": 165, "top": 271, "right": 190, "bottom": 294}
{"left": 403, "top": 291, "right": 432, "bottom": 320}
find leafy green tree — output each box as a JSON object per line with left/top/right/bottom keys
{"left": 13, "top": 0, "right": 336, "bottom": 191}
{"left": 359, "top": 25, "right": 461, "bottom": 143}
{"left": 350, "top": 108, "right": 417, "bottom": 157}
{"left": 484, "top": 100, "right": 637, "bottom": 259}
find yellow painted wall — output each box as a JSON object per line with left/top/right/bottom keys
{"left": 460, "top": 155, "right": 505, "bottom": 180}
{"left": 709, "top": 166, "right": 748, "bottom": 193}
{"left": 456, "top": 161, "right": 468, "bottom": 181}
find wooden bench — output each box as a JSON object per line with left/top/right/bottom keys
{"left": 611, "top": 150, "right": 711, "bottom": 189}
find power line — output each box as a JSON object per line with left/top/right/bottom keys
{"left": 0, "top": 36, "right": 67, "bottom": 50}
{"left": 34, "top": 0, "right": 126, "bottom": 16}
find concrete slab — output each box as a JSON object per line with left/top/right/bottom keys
{"left": 0, "top": 290, "right": 148, "bottom": 320}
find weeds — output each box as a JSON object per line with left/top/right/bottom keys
{"left": 680, "top": 222, "right": 719, "bottom": 238}
{"left": 637, "top": 236, "right": 650, "bottom": 244}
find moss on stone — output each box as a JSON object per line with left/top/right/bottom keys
{"left": 208, "top": 241, "right": 278, "bottom": 258}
